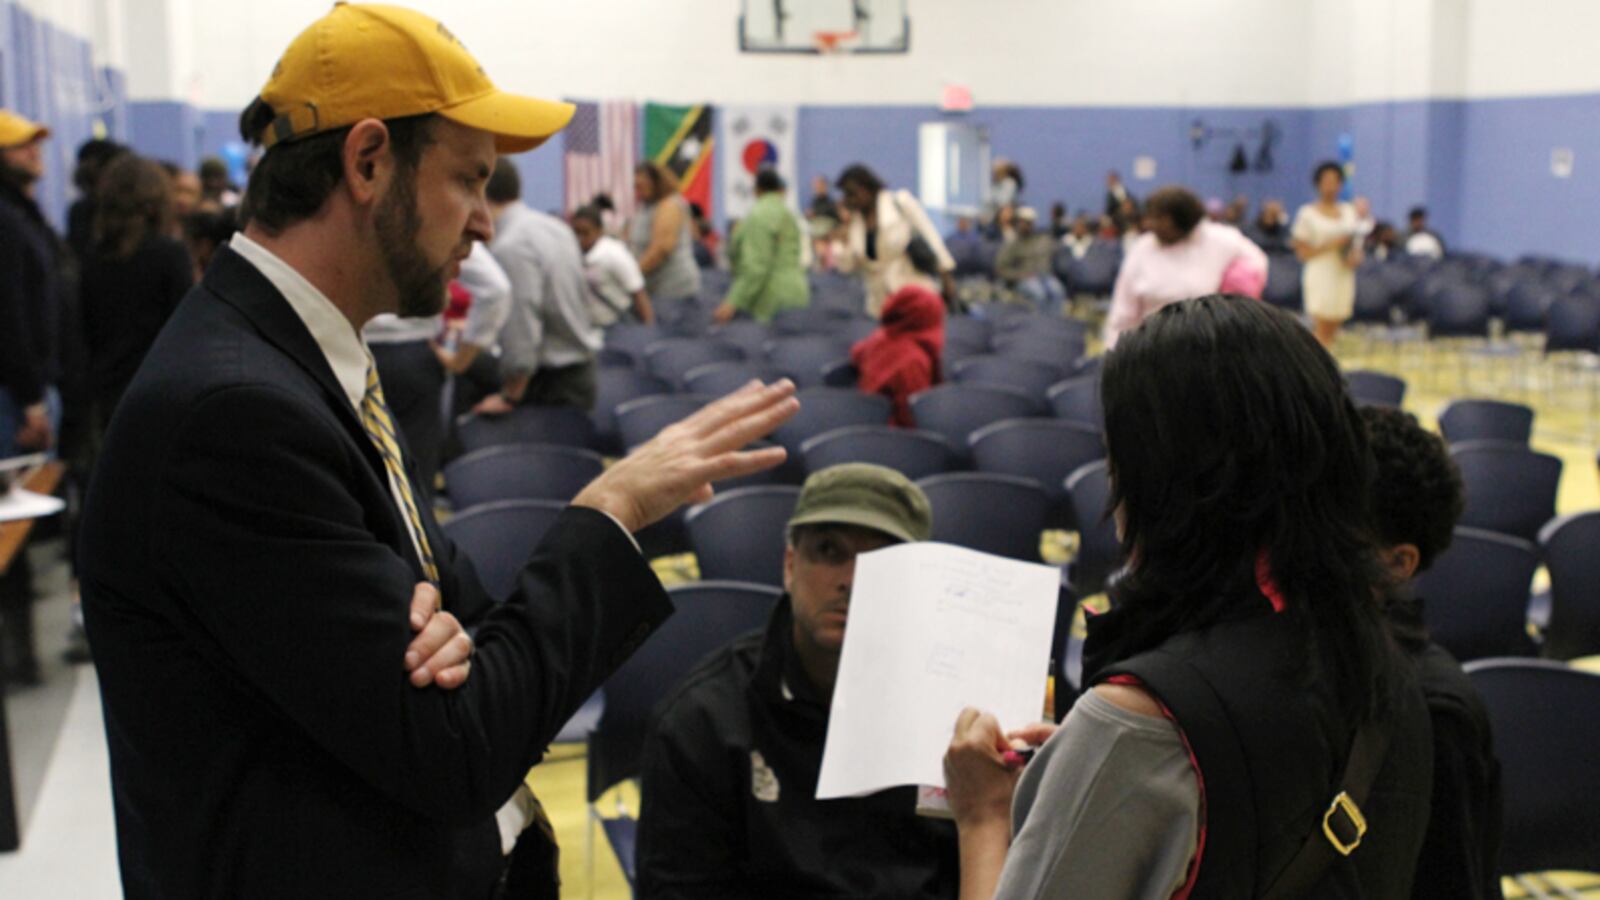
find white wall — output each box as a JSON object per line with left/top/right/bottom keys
{"left": 14, "top": 0, "right": 125, "bottom": 69}
{"left": 183, "top": 0, "right": 1319, "bottom": 112}
{"left": 1463, "top": 0, "right": 1600, "bottom": 99}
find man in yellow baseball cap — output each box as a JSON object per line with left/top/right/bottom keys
{"left": 80, "top": 4, "right": 798, "bottom": 900}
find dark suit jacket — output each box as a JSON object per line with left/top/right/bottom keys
{"left": 80, "top": 246, "right": 672, "bottom": 899}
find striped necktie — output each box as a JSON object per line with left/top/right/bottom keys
{"left": 361, "top": 364, "right": 440, "bottom": 584}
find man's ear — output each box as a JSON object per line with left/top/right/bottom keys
{"left": 343, "top": 119, "right": 393, "bottom": 205}
{"left": 1381, "top": 543, "right": 1422, "bottom": 582}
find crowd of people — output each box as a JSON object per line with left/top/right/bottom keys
{"left": 1, "top": 5, "right": 1502, "bottom": 897}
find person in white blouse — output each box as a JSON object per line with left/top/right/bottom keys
{"left": 829, "top": 164, "right": 956, "bottom": 316}
{"left": 1292, "top": 162, "right": 1363, "bottom": 348}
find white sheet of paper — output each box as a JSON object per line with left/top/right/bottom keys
{"left": 816, "top": 542, "right": 1059, "bottom": 799}
{"left": 0, "top": 487, "right": 65, "bottom": 523}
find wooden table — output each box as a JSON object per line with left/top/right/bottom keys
{"left": 0, "top": 460, "right": 64, "bottom": 852}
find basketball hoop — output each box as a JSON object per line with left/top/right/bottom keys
{"left": 812, "top": 30, "right": 859, "bottom": 55}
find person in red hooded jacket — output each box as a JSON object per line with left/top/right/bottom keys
{"left": 851, "top": 284, "right": 945, "bottom": 427}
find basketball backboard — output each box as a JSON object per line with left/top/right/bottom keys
{"left": 739, "top": 0, "right": 910, "bottom": 54}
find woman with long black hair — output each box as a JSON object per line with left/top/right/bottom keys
{"left": 944, "top": 296, "right": 1432, "bottom": 899}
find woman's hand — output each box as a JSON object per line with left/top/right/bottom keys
{"left": 945, "top": 708, "right": 1024, "bottom": 829}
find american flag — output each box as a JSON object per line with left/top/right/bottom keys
{"left": 563, "top": 100, "right": 638, "bottom": 222}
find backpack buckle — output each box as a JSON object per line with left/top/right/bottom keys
{"left": 1322, "top": 791, "right": 1367, "bottom": 856}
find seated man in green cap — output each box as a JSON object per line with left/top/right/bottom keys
{"left": 635, "top": 463, "right": 958, "bottom": 898}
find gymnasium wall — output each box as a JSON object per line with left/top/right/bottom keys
{"left": 7, "top": 0, "right": 1600, "bottom": 262}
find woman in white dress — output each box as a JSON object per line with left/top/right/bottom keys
{"left": 1292, "top": 162, "right": 1363, "bottom": 348}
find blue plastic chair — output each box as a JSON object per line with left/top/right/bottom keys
{"left": 682, "top": 361, "right": 789, "bottom": 398}
{"left": 686, "top": 486, "right": 802, "bottom": 586}
{"left": 1429, "top": 282, "right": 1493, "bottom": 338}
{"left": 1544, "top": 295, "right": 1600, "bottom": 355}
{"left": 1414, "top": 526, "right": 1540, "bottom": 661}
{"left": 604, "top": 322, "right": 668, "bottom": 362}
{"left": 770, "top": 388, "right": 893, "bottom": 482}
{"left": 969, "top": 419, "right": 1104, "bottom": 529}
{"left": 1065, "top": 242, "right": 1121, "bottom": 297}
{"left": 1452, "top": 440, "right": 1562, "bottom": 542}
{"left": 951, "top": 355, "right": 1068, "bottom": 404}
{"left": 765, "top": 335, "right": 853, "bottom": 387}
{"left": 587, "top": 580, "right": 783, "bottom": 876}
{"left": 591, "top": 369, "right": 672, "bottom": 456}
{"left": 800, "top": 425, "right": 955, "bottom": 481}
{"left": 1047, "top": 375, "right": 1103, "bottom": 429}
{"left": 917, "top": 472, "right": 1052, "bottom": 562}
{"left": 990, "top": 328, "right": 1088, "bottom": 372}
{"left": 1463, "top": 659, "right": 1600, "bottom": 880}
{"left": 945, "top": 316, "right": 993, "bottom": 357}
{"left": 706, "top": 321, "right": 772, "bottom": 360}
{"left": 772, "top": 306, "right": 853, "bottom": 336}
{"left": 1345, "top": 370, "right": 1407, "bottom": 408}
{"left": 1065, "top": 460, "right": 1120, "bottom": 595}
{"left": 596, "top": 346, "right": 636, "bottom": 369}
{"left": 819, "top": 359, "right": 859, "bottom": 388}
{"left": 615, "top": 394, "right": 712, "bottom": 451}
{"left": 1262, "top": 254, "right": 1302, "bottom": 310}
{"left": 443, "top": 444, "right": 604, "bottom": 510}
{"left": 455, "top": 406, "right": 596, "bottom": 454}
{"left": 442, "top": 499, "right": 567, "bottom": 603}
{"left": 1438, "top": 399, "right": 1535, "bottom": 445}
{"left": 1537, "top": 512, "right": 1600, "bottom": 660}
{"left": 909, "top": 384, "right": 1044, "bottom": 463}
{"left": 1351, "top": 269, "right": 1394, "bottom": 325}
{"left": 642, "top": 338, "right": 745, "bottom": 386}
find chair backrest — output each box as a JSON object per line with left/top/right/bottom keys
{"left": 1537, "top": 511, "right": 1600, "bottom": 660}
{"left": 443, "top": 444, "right": 604, "bottom": 510}
{"left": 819, "top": 359, "right": 859, "bottom": 388}
{"left": 642, "top": 338, "right": 745, "bottom": 386}
{"left": 1261, "top": 254, "right": 1303, "bottom": 310}
{"left": 1345, "top": 370, "right": 1407, "bottom": 408}
{"left": 587, "top": 581, "right": 782, "bottom": 800}
{"left": 1351, "top": 270, "right": 1394, "bottom": 324}
{"left": 596, "top": 346, "right": 636, "bottom": 369}
{"left": 1544, "top": 295, "right": 1600, "bottom": 354}
{"left": 591, "top": 368, "right": 672, "bottom": 456}
{"left": 615, "top": 394, "right": 711, "bottom": 451}
{"left": 686, "top": 486, "right": 802, "bottom": 586}
{"left": 990, "top": 328, "right": 1088, "bottom": 372}
{"left": 1414, "top": 526, "right": 1540, "bottom": 661}
{"left": 800, "top": 425, "right": 955, "bottom": 481}
{"left": 682, "top": 361, "right": 789, "bottom": 398}
{"left": 969, "top": 419, "right": 1104, "bottom": 526}
{"left": 772, "top": 388, "right": 894, "bottom": 455}
{"left": 916, "top": 472, "right": 1052, "bottom": 562}
{"left": 442, "top": 499, "right": 567, "bottom": 602}
{"left": 945, "top": 316, "right": 993, "bottom": 356}
{"left": 1428, "top": 282, "right": 1493, "bottom": 338}
{"left": 1065, "top": 460, "right": 1119, "bottom": 595}
{"left": 604, "top": 322, "right": 668, "bottom": 359}
{"left": 1438, "top": 398, "right": 1535, "bottom": 445}
{"left": 765, "top": 335, "right": 853, "bottom": 387}
{"left": 1464, "top": 659, "right": 1600, "bottom": 876}
{"left": 1066, "top": 242, "right": 1121, "bottom": 296}
{"left": 1452, "top": 440, "right": 1562, "bottom": 542}
{"left": 1504, "top": 281, "right": 1558, "bottom": 334}
{"left": 1047, "top": 374, "right": 1103, "bottom": 428}
{"left": 951, "top": 355, "right": 1068, "bottom": 404}
{"left": 909, "top": 384, "right": 1044, "bottom": 462}
{"left": 707, "top": 321, "right": 772, "bottom": 360}
{"left": 456, "top": 406, "right": 596, "bottom": 454}
{"left": 771, "top": 306, "right": 851, "bottom": 336}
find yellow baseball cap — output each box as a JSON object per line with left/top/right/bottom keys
{"left": 0, "top": 110, "right": 50, "bottom": 149}
{"left": 254, "top": 3, "right": 573, "bottom": 154}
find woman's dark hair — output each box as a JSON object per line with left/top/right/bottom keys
{"left": 92, "top": 155, "right": 174, "bottom": 261}
{"left": 1313, "top": 161, "right": 1346, "bottom": 186}
{"left": 591, "top": 192, "right": 615, "bottom": 212}
{"left": 634, "top": 161, "right": 679, "bottom": 202}
{"left": 754, "top": 168, "right": 786, "bottom": 193}
{"left": 236, "top": 100, "right": 436, "bottom": 234}
{"left": 184, "top": 207, "right": 238, "bottom": 246}
{"left": 73, "top": 139, "right": 128, "bottom": 194}
{"left": 1142, "top": 186, "right": 1205, "bottom": 238}
{"left": 1102, "top": 295, "right": 1393, "bottom": 723}
{"left": 486, "top": 156, "right": 521, "bottom": 205}
{"left": 1360, "top": 406, "right": 1463, "bottom": 573}
{"left": 570, "top": 205, "right": 603, "bottom": 230}
{"left": 836, "top": 164, "right": 885, "bottom": 196}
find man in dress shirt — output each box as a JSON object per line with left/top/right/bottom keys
{"left": 78, "top": 5, "right": 797, "bottom": 898}
{"left": 472, "top": 157, "right": 603, "bottom": 415}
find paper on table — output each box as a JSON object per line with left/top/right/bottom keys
{"left": 0, "top": 487, "right": 66, "bottom": 523}
{"left": 815, "top": 542, "right": 1059, "bottom": 799}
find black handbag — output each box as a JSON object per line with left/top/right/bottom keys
{"left": 892, "top": 193, "right": 943, "bottom": 278}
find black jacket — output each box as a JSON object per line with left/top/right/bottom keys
{"left": 1389, "top": 593, "right": 1506, "bottom": 900}
{"left": 0, "top": 179, "right": 62, "bottom": 405}
{"left": 79, "top": 233, "right": 192, "bottom": 415}
{"left": 636, "top": 597, "right": 959, "bottom": 899}
{"left": 79, "top": 246, "right": 672, "bottom": 899}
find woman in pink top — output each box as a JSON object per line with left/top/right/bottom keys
{"left": 1103, "top": 187, "right": 1268, "bottom": 348}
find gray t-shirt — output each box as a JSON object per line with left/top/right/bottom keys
{"left": 995, "top": 690, "right": 1201, "bottom": 899}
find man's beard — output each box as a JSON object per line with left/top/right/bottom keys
{"left": 375, "top": 169, "right": 452, "bottom": 318}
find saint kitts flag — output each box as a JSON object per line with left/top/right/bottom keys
{"left": 645, "top": 103, "right": 715, "bottom": 219}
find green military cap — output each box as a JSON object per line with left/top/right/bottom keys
{"left": 787, "top": 463, "right": 933, "bottom": 544}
